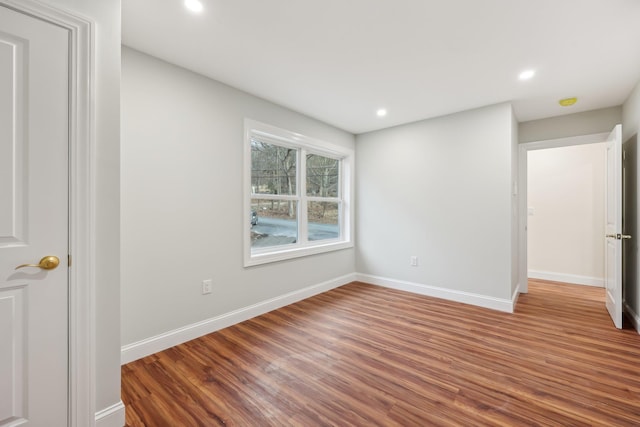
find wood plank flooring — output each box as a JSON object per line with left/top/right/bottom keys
{"left": 122, "top": 280, "right": 640, "bottom": 426}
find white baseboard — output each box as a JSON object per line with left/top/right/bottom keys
{"left": 356, "top": 273, "right": 516, "bottom": 313}
{"left": 624, "top": 301, "right": 640, "bottom": 335}
{"left": 95, "top": 401, "right": 125, "bottom": 427}
{"left": 528, "top": 270, "right": 604, "bottom": 287}
{"left": 511, "top": 282, "right": 521, "bottom": 311}
{"left": 121, "top": 273, "right": 356, "bottom": 364}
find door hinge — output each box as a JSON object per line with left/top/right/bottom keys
{"left": 68, "top": 254, "right": 72, "bottom": 267}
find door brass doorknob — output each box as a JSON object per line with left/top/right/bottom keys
{"left": 15, "top": 256, "right": 60, "bottom": 270}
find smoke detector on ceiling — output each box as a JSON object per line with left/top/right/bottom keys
{"left": 559, "top": 97, "right": 577, "bottom": 107}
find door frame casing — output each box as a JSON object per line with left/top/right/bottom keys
{"left": 518, "top": 132, "right": 610, "bottom": 294}
{"left": 0, "top": 1, "right": 96, "bottom": 425}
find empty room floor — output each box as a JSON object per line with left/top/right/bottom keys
{"left": 122, "top": 280, "right": 640, "bottom": 426}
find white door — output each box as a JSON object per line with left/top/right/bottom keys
{"left": 0, "top": 5, "right": 70, "bottom": 426}
{"left": 604, "top": 124, "right": 624, "bottom": 329}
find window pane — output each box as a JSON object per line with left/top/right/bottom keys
{"left": 251, "top": 139, "right": 297, "bottom": 195}
{"left": 251, "top": 199, "right": 298, "bottom": 248}
{"left": 308, "top": 201, "right": 340, "bottom": 241}
{"left": 306, "top": 154, "right": 339, "bottom": 197}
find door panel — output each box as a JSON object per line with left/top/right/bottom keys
{"left": 0, "top": 5, "right": 69, "bottom": 426}
{"left": 0, "top": 30, "right": 25, "bottom": 245}
{"left": 0, "top": 287, "right": 25, "bottom": 423}
{"left": 604, "top": 125, "right": 622, "bottom": 329}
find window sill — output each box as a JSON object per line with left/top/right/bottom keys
{"left": 244, "top": 240, "right": 353, "bottom": 267}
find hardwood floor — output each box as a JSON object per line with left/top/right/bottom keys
{"left": 122, "top": 280, "right": 640, "bottom": 426}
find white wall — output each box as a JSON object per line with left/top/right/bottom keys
{"left": 121, "top": 48, "right": 355, "bottom": 355}
{"left": 511, "top": 110, "right": 519, "bottom": 296}
{"left": 37, "top": 0, "right": 122, "bottom": 421}
{"left": 519, "top": 106, "right": 622, "bottom": 143}
{"left": 527, "top": 143, "right": 606, "bottom": 286}
{"left": 355, "top": 103, "right": 517, "bottom": 308}
{"left": 623, "top": 81, "right": 640, "bottom": 142}
{"left": 622, "top": 79, "right": 640, "bottom": 330}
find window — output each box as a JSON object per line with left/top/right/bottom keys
{"left": 244, "top": 119, "right": 354, "bottom": 266}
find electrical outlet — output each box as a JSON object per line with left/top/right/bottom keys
{"left": 410, "top": 256, "right": 418, "bottom": 267}
{"left": 202, "top": 279, "right": 212, "bottom": 295}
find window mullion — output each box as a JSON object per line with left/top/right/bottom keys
{"left": 298, "top": 148, "right": 308, "bottom": 244}
{"left": 251, "top": 194, "right": 299, "bottom": 201}
{"left": 306, "top": 196, "right": 341, "bottom": 203}
{"left": 338, "top": 158, "right": 344, "bottom": 239}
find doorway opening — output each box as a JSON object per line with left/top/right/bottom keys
{"left": 519, "top": 127, "right": 628, "bottom": 329}
{"left": 518, "top": 131, "right": 610, "bottom": 295}
{"left": 526, "top": 142, "right": 606, "bottom": 287}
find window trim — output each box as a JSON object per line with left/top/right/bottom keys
{"left": 244, "top": 119, "right": 354, "bottom": 267}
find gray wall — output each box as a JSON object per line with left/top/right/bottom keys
{"left": 519, "top": 106, "right": 622, "bottom": 143}
{"left": 623, "top": 134, "right": 637, "bottom": 321}
{"left": 623, "top": 79, "right": 640, "bottom": 326}
{"left": 624, "top": 81, "right": 640, "bottom": 141}
{"left": 121, "top": 48, "right": 355, "bottom": 346}
{"left": 511, "top": 110, "right": 519, "bottom": 295}
{"left": 39, "top": 0, "right": 122, "bottom": 416}
{"left": 355, "top": 103, "right": 517, "bottom": 300}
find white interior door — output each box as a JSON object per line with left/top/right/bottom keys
{"left": 605, "top": 124, "right": 623, "bottom": 329}
{"left": 0, "top": 5, "right": 70, "bottom": 426}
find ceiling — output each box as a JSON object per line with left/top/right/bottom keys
{"left": 122, "top": 0, "right": 640, "bottom": 134}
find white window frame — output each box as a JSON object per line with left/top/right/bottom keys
{"left": 244, "top": 119, "right": 354, "bottom": 266}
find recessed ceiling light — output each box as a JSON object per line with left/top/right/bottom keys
{"left": 559, "top": 97, "right": 577, "bottom": 107}
{"left": 184, "top": 0, "right": 203, "bottom": 13}
{"left": 376, "top": 108, "right": 387, "bottom": 117}
{"left": 518, "top": 69, "right": 536, "bottom": 81}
